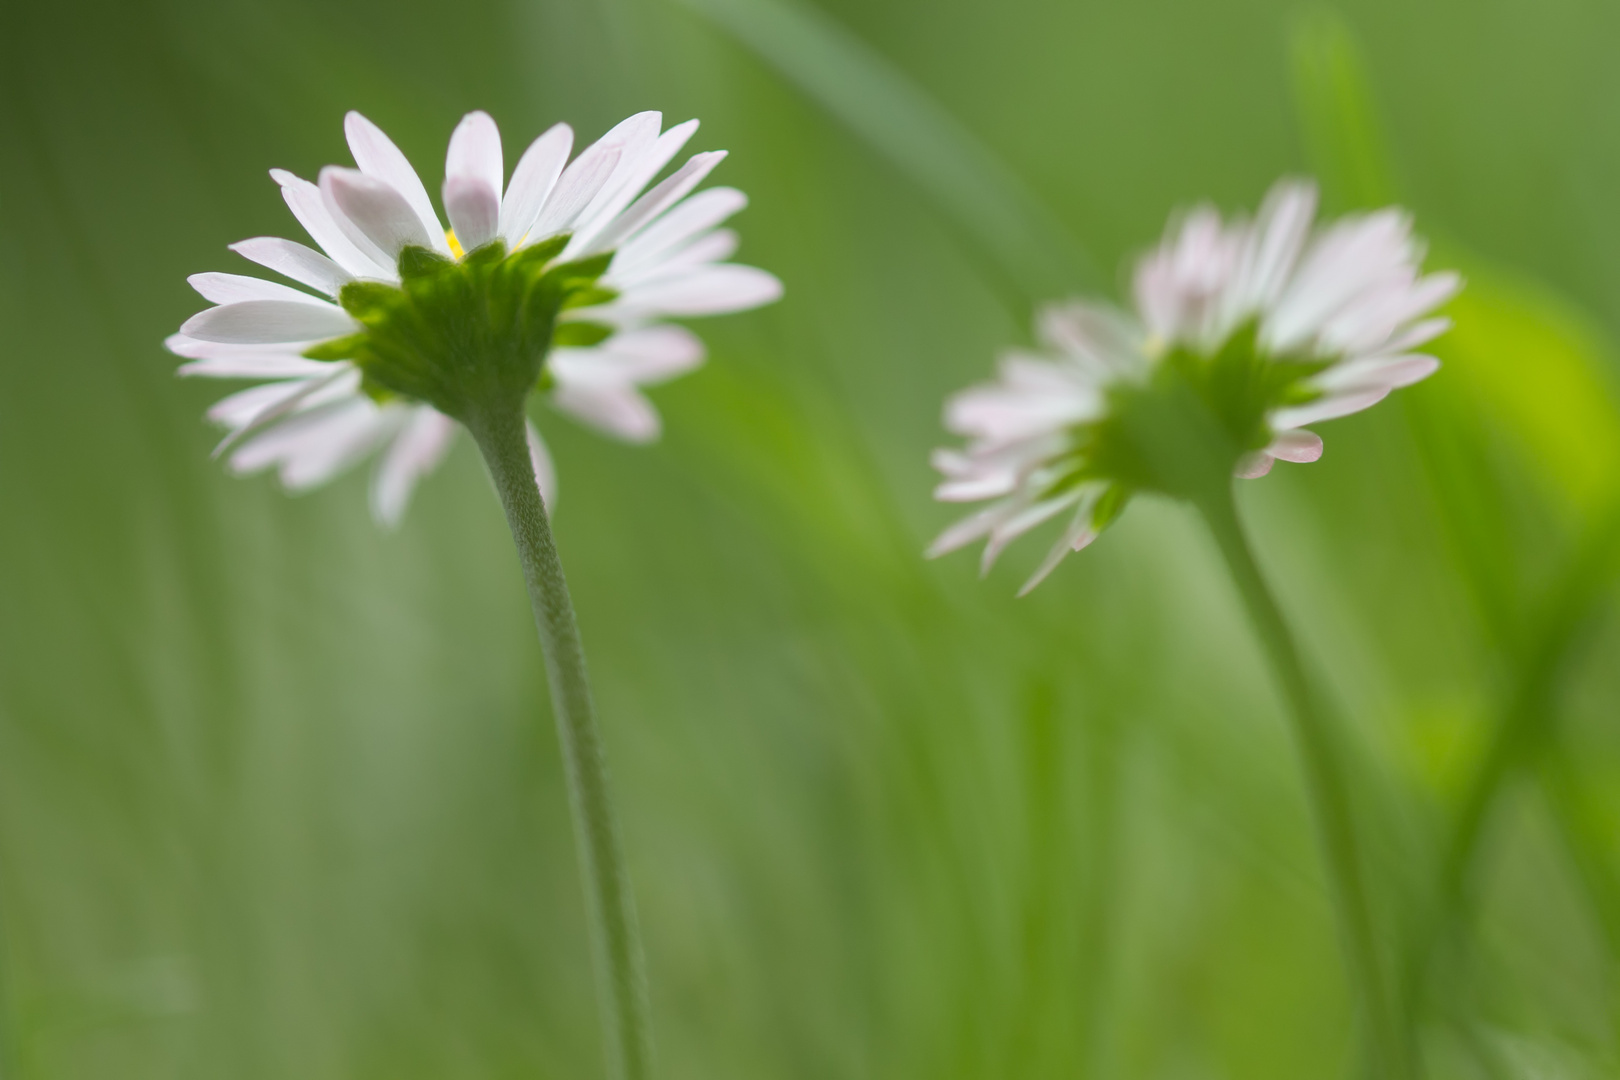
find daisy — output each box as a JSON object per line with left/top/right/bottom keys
{"left": 170, "top": 109, "right": 781, "bottom": 525}
{"left": 930, "top": 178, "right": 1460, "bottom": 594}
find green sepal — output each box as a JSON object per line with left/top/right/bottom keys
{"left": 561, "top": 286, "right": 619, "bottom": 311}
{"left": 464, "top": 239, "right": 509, "bottom": 267}
{"left": 508, "top": 234, "right": 570, "bottom": 274}
{"left": 398, "top": 245, "right": 453, "bottom": 280}
{"left": 540, "top": 253, "right": 613, "bottom": 292}
{"left": 302, "top": 334, "right": 368, "bottom": 361}
{"left": 339, "top": 281, "right": 405, "bottom": 323}
{"left": 552, "top": 321, "right": 615, "bottom": 348}
{"left": 1090, "top": 483, "right": 1130, "bottom": 531}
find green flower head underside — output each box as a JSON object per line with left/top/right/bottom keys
{"left": 304, "top": 236, "right": 615, "bottom": 422}
{"left": 1055, "top": 323, "right": 1330, "bottom": 507}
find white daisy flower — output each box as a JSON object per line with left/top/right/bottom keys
{"left": 171, "top": 109, "right": 782, "bottom": 526}
{"left": 930, "top": 178, "right": 1460, "bottom": 594}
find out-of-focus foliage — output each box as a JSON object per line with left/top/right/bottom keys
{"left": 0, "top": 1, "right": 1617, "bottom": 1079}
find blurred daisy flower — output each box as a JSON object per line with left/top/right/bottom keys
{"left": 930, "top": 179, "right": 1459, "bottom": 594}
{"left": 169, "top": 110, "right": 781, "bottom": 525}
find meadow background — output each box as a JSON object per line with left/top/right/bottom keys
{"left": 2, "top": 0, "right": 1619, "bottom": 1077}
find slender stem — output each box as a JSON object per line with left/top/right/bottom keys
{"left": 466, "top": 404, "right": 652, "bottom": 1080}
{"left": 1194, "top": 484, "right": 1407, "bottom": 1080}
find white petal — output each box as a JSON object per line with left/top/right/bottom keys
{"left": 499, "top": 123, "right": 573, "bottom": 245}
{"left": 980, "top": 488, "right": 1085, "bottom": 575}
{"left": 1380, "top": 317, "right": 1450, "bottom": 354}
{"left": 571, "top": 115, "right": 689, "bottom": 247}
{"left": 605, "top": 264, "right": 782, "bottom": 317}
{"left": 549, "top": 325, "right": 704, "bottom": 387}
{"left": 182, "top": 300, "right": 359, "bottom": 344}
{"left": 178, "top": 355, "right": 335, "bottom": 380}
{"left": 230, "top": 237, "right": 353, "bottom": 296}
{"left": 612, "top": 187, "right": 747, "bottom": 275}
{"left": 1315, "top": 354, "right": 1440, "bottom": 393}
{"left": 188, "top": 272, "right": 336, "bottom": 306}
{"left": 443, "top": 111, "right": 505, "bottom": 250}
{"left": 1266, "top": 429, "right": 1323, "bottom": 463}
{"left": 1234, "top": 451, "right": 1275, "bottom": 479}
{"left": 927, "top": 503, "right": 1010, "bottom": 558}
{"left": 530, "top": 145, "right": 623, "bottom": 241}
{"left": 551, "top": 383, "right": 662, "bottom": 442}
{"left": 526, "top": 420, "right": 559, "bottom": 510}
{"left": 533, "top": 111, "right": 663, "bottom": 240}
{"left": 271, "top": 169, "right": 394, "bottom": 279}
{"left": 572, "top": 150, "right": 727, "bottom": 258}
{"left": 167, "top": 333, "right": 323, "bottom": 360}
{"left": 934, "top": 473, "right": 1019, "bottom": 502}
{"left": 231, "top": 397, "right": 391, "bottom": 491}
{"left": 370, "top": 406, "right": 458, "bottom": 527}
{"left": 608, "top": 230, "right": 739, "bottom": 290}
{"left": 320, "top": 166, "right": 432, "bottom": 262}
{"left": 443, "top": 175, "right": 501, "bottom": 252}
{"left": 1270, "top": 386, "right": 1392, "bottom": 429}
{"left": 445, "top": 111, "right": 504, "bottom": 202}
{"left": 1017, "top": 490, "right": 1104, "bottom": 596}
{"left": 344, "top": 111, "right": 449, "bottom": 254}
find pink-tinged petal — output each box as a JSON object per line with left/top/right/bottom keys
{"left": 343, "top": 111, "right": 449, "bottom": 253}
{"left": 536, "top": 112, "right": 662, "bottom": 241}
{"left": 445, "top": 111, "right": 504, "bottom": 202}
{"left": 188, "top": 272, "right": 336, "bottom": 307}
{"left": 573, "top": 117, "right": 696, "bottom": 247}
{"left": 182, "top": 300, "right": 359, "bottom": 344}
{"left": 607, "top": 264, "right": 782, "bottom": 317}
{"left": 1266, "top": 429, "right": 1324, "bottom": 463}
{"left": 270, "top": 170, "right": 393, "bottom": 279}
{"left": 1234, "top": 452, "right": 1275, "bottom": 479}
{"left": 934, "top": 473, "right": 1019, "bottom": 502}
{"left": 230, "top": 237, "right": 353, "bottom": 296}
{"left": 500, "top": 123, "right": 573, "bottom": 245}
{"left": 548, "top": 325, "right": 705, "bottom": 387}
{"left": 229, "top": 396, "right": 390, "bottom": 491}
{"left": 526, "top": 420, "right": 559, "bottom": 510}
{"left": 571, "top": 150, "right": 727, "bottom": 258}
{"left": 443, "top": 175, "right": 501, "bottom": 252}
{"left": 370, "top": 406, "right": 458, "bottom": 527}
{"left": 530, "top": 146, "right": 622, "bottom": 240}
{"left": 1269, "top": 385, "right": 1392, "bottom": 429}
{"left": 608, "top": 230, "right": 739, "bottom": 290}
{"left": 927, "top": 503, "right": 1010, "bottom": 558}
{"left": 552, "top": 382, "right": 662, "bottom": 442}
{"left": 1315, "top": 354, "right": 1440, "bottom": 393}
{"left": 320, "top": 166, "right": 433, "bottom": 262}
{"left": 613, "top": 187, "right": 747, "bottom": 275}
{"left": 1018, "top": 490, "right": 1104, "bottom": 596}
{"left": 443, "top": 111, "right": 505, "bottom": 250}
{"left": 980, "top": 489, "right": 1085, "bottom": 576}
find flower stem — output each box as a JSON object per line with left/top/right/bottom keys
{"left": 1193, "top": 484, "right": 1407, "bottom": 1080}
{"left": 466, "top": 403, "right": 652, "bottom": 1080}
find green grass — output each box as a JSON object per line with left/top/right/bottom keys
{"left": 1, "top": 0, "right": 1619, "bottom": 1077}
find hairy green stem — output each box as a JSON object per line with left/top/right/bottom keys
{"left": 1195, "top": 485, "right": 1407, "bottom": 1080}
{"left": 467, "top": 404, "right": 652, "bottom": 1080}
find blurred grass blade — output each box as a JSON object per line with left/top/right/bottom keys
{"left": 676, "top": 0, "right": 1098, "bottom": 301}
{"left": 1289, "top": 8, "right": 1397, "bottom": 211}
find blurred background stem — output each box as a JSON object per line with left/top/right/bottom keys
{"left": 1195, "top": 484, "right": 1407, "bottom": 1080}
{"left": 467, "top": 404, "right": 652, "bottom": 1080}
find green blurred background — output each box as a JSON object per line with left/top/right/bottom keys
{"left": 2, "top": 0, "right": 1619, "bottom": 1077}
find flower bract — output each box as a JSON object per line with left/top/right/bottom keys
{"left": 930, "top": 179, "right": 1460, "bottom": 594}
{"left": 170, "top": 110, "right": 782, "bottom": 525}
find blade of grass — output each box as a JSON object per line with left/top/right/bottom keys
{"left": 673, "top": 0, "right": 1098, "bottom": 305}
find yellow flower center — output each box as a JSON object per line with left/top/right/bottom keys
{"left": 445, "top": 229, "right": 466, "bottom": 260}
